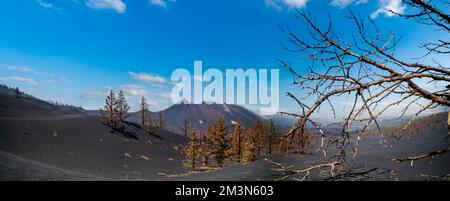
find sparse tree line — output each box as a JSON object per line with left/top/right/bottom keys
{"left": 183, "top": 118, "right": 304, "bottom": 171}
{"left": 1, "top": 84, "right": 82, "bottom": 109}
{"left": 99, "top": 90, "right": 165, "bottom": 131}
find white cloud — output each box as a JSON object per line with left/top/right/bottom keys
{"left": 265, "top": 0, "right": 308, "bottom": 10}
{"left": 119, "top": 84, "right": 149, "bottom": 96}
{"left": 356, "top": 0, "right": 368, "bottom": 5}
{"left": 85, "top": 0, "right": 126, "bottom": 13}
{"left": 331, "top": 0, "right": 354, "bottom": 8}
{"left": 330, "top": 0, "right": 367, "bottom": 8}
{"left": 35, "top": 0, "right": 55, "bottom": 9}
{"left": 149, "top": 0, "right": 176, "bottom": 8}
{"left": 0, "top": 76, "right": 38, "bottom": 85}
{"left": 370, "top": 0, "right": 405, "bottom": 19}
{"left": 284, "top": 0, "right": 308, "bottom": 8}
{"left": 2, "top": 65, "right": 34, "bottom": 72}
{"left": 264, "top": 0, "right": 283, "bottom": 11}
{"left": 129, "top": 71, "right": 166, "bottom": 84}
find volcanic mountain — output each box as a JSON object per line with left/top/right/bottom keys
{"left": 128, "top": 102, "right": 265, "bottom": 134}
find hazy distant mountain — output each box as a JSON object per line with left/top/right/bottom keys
{"left": 262, "top": 113, "right": 298, "bottom": 133}
{"left": 128, "top": 102, "right": 265, "bottom": 134}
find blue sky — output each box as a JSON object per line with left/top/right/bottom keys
{"left": 0, "top": 0, "right": 445, "bottom": 117}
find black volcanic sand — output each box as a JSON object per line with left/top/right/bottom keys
{"left": 0, "top": 115, "right": 187, "bottom": 180}
{"left": 178, "top": 127, "right": 450, "bottom": 181}
{"left": 1, "top": 112, "right": 449, "bottom": 180}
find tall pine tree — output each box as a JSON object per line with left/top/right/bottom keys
{"left": 266, "top": 119, "right": 275, "bottom": 155}
{"left": 100, "top": 90, "right": 119, "bottom": 128}
{"left": 243, "top": 128, "right": 257, "bottom": 162}
{"left": 116, "top": 90, "right": 130, "bottom": 122}
{"left": 210, "top": 117, "right": 227, "bottom": 167}
{"left": 183, "top": 128, "right": 198, "bottom": 171}
{"left": 140, "top": 96, "right": 149, "bottom": 127}
{"left": 227, "top": 120, "right": 244, "bottom": 162}
{"left": 199, "top": 131, "right": 209, "bottom": 168}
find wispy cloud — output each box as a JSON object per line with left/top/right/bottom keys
{"left": 265, "top": 0, "right": 309, "bottom": 10}
{"left": 2, "top": 64, "right": 70, "bottom": 84}
{"left": 85, "top": 0, "right": 126, "bottom": 13}
{"left": 35, "top": 0, "right": 56, "bottom": 9}
{"left": 0, "top": 76, "right": 38, "bottom": 85}
{"left": 330, "top": 0, "right": 368, "bottom": 8}
{"left": 370, "top": 0, "right": 405, "bottom": 19}
{"left": 2, "top": 65, "right": 34, "bottom": 72}
{"left": 149, "top": 0, "right": 176, "bottom": 8}
{"left": 119, "top": 84, "right": 149, "bottom": 96}
{"left": 129, "top": 71, "right": 166, "bottom": 84}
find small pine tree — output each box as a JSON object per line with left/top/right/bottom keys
{"left": 199, "top": 131, "right": 209, "bottom": 167}
{"left": 245, "top": 120, "right": 264, "bottom": 157}
{"left": 243, "top": 129, "right": 257, "bottom": 162}
{"left": 145, "top": 116, "right": 155, "bottom": 134}
{"left": 100, "top": 90, "right": 119, "bottom": 128}
{"left": 227, "top": 120, "right": 244, "bottom": 162}
{"left": 183, "top": 128, "right": 198, "bottom": 171}
{"left": 210, "top": 117, "right": 227, "bottom": 167}
{"left": 116, "top": 90, "right": 130, "bottom": 121}
{"left": 266, "top": 119, "right": 275, "bottom": 155}
{"left": 157, "top": 112, "right": 166, "bottom": 128}
{"left": 14, "top": 87, "right": 22, "bottom": 99}
{"left": 140, "top": 96, "right": 149, "bottom": 127}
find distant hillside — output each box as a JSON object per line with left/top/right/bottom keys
{"left": 0, "top": 84, "right": 84, "bottom": 117}
{"left": 363, "top": 111, "right": 448, "bottom": 137}
{"left": 263, "top": 113, "right": 298, "bottom": 133}
{"left": 128, "top": 102, "right": 265, "bottom": 134}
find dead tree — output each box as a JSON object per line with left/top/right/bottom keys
{"left": 157, "top": 112, "right": 166, "bottom": 129}
{"left": 140, "top": 96, "right": 149, "bottom": 127}
{"left": 279, "top": 1, "right": 449, "bottom": 163}
{"left": 180, "top": 119, "right": 189, "bottom": 137}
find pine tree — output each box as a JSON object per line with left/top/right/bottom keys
{"left": 247, "top": 120, "right": 264, "bottom": 157}
{"left": 243, "top": 129, "right": 257, "bottom": 162}
{"left": 116, "top": 90, "right": 130, "bottom": 122}
{"left": 199, "top": 131, "right": 209, "bottom": 167}
{"left": 183, "top": 128, "right": 198, "bottom": 171}
{"left": 145, "top": 116, "right": 155, "bottom": 134}
{"left": 227, "top": 120, "right": 244, "bottom": 162}
{"left": 267, "top": 119, "right": 275, "bottom": 155}
{"left": 140, "top": 96, "right": 149, "bottom": 127}
{"left": 210, "top": 117, "right": 227, "bottom": 167}
{"left": 157, "top": 112, "right": 166, "bottom": 128}
{"left": 180, "top": 119, "right": 189, "bottom": 137}
{"left": 100, "top": 90, "right": 119, "bottom": 128}
{"left": 14, "top": 87, "right": 22, "bottom": 99}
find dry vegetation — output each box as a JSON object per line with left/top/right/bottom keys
{"left": 274, "top": 0, "right": 449, "bottom": 180}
